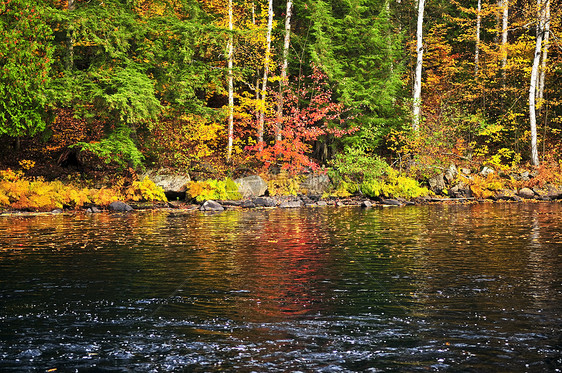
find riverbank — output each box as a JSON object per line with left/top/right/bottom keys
{"left": 1, "top": 165, "right": 562, "bottom": 215}
{"left": 2, "top": 192, "right": 561, "bottom": 217}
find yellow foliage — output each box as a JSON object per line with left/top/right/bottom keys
{"left": 90, "top": 188, "right": 121, "bottom": 206}
{"left": 266, "top": 171, "right": 304, "bottom": 196}
{"left": 125, "top": 177, "right": 167, "bottom": 202}
{"left": 19, "top": 159, "right": 36, "bottom": 170}
{"left": 465, "top": 173, "right": 507, "bottom": 199}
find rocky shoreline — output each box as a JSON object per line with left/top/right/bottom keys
{"left": 1, "top": 169, "right": 561, "bottom": 216}
{"left": 2, "top": 192, "right": 560, "bottom": 217}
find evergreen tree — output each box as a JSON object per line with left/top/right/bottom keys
{"left": 302, "top": 0, "right": 405, "bottom": 153}
{"left": 0, "top": 0, "right": 54, "bottom": 140}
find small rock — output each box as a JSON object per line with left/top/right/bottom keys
{"left": 51, "top": 209, "right": 63, "bottom": 214}
{"left": 494, "top": 189, "right": 518, "bottom": 201}
{"left": 200, "top": 200, "right": 224, "bottom": 211}
{"left": 316, "top": 201, "right": 328, "bottom": 207}
{"left": 518, "top": 187, "right": 535, "bottom": 199}
{"left": 241, "top": 200, "right": 256, "bottom": 208}
{"left": 480, "top": 166, "right": 495, "bottom": 177}
{"left": 336, "top": 201, "right": 345, "bottom": 207}
{"left": 460, "top": 167, "right": 471, "bottom": 175}
{"left": 108, "top": 201, "right": 133, "bottom": 212}
{"left": 167, "top": 200, "right": 183, "bottom": 208}
{"left": 361, "top": 200, "right": 373, "bottom": 208}
{"left": 519, "top": 171, "right": 530, "bottom": 181}
{"left": 279, "top": 201, "right": 302, "bottom": 208}
{"left": 252, "top": 197, "right": 276, "bottom": 207}
{"left": 381, "top": 199, "right": 402, "bottom": 206}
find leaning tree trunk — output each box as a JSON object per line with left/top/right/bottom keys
{"left": 529, "top": 0, "right": 545, "bottom": 167}
{"left": 226, "top": 0, "right": 234, "bottom": 161}
{"left": 412, "top": 0, "right": 425, "bottom": 131}
{"left": 257, "top": 0, "right": 274, "bottom": 149}
{"left": 275, "top": 0, "right": 293, "bottom": 143}
{"left": 475, "top": 0, "right": 481, "bottom": 75}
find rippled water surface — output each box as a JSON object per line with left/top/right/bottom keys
{"left": 1, "top": 203, "right": 561, "bottom": 372}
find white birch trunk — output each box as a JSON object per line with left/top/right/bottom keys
{"left": 257, "top": 0, "right": 274, "bottom": 148}
{"left": 475, "top": 0, "right": 481, "bottom": 75}
{"left": 226, "top": 0, "right": 234, "bottom": 161}
{"left": 412, "top": 0, "right": 425, "bottom": 131}
{"left": 275, "top": 0, "right": 293, "bottom": 143}
{"left": 500, "top": 0, "right": 509, "bottom": 82}
{"left": 537, "top": 0, "right": 550, "bottom": 108}
{"left": 529, "top": 0, "right": 544, "bottom": 166}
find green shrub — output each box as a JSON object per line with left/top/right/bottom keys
{"left": 73, "top": 126, "right": 145, "bottom": 170}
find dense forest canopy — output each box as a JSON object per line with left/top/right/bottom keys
{"left": 1, "top": 0, "right": 561, "bottom": 181}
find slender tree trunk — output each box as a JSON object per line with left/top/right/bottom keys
{"left": 537, "top": 0, "right": 550, "bottom": 110}
{"left": 475, "top": 0, "right": 481, "bottom": 75}
{"left": 66, "top": 0, "right": 75, "bottom": 70}
{"left": 257, "top": 0, "right": 273, "bottom": 148}
{"left": 529, "top": 0, "right": 544, "bottom": 166}
{"left": 500, "top": 0, "right": 508, "bottom": 83}
{"left": 226, "top": 0, "right": 234, "bottom": 162}
{"left": 412, "top": 0, "right": 425, "bottom": 131}
{"left": 275, "top": 0, "right": 293, "bottom": 143}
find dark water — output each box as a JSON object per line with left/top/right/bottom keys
{"left": 0, "top": 203, "right": 561, "bottom": 372}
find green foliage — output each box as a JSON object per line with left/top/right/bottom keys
{"left": 188, "top": 178, "right": 241, "bottom": 202}
{"left": 381, "top": 168, "right": 429, "bottom": 199}
{"left": 329, "top": 146, "right": 389, "bottom": 183}
{"left": 303, "top": 0, "right": 404, "bottom": 150}
{"left": 0, "top": 0, "right": 54, "bottom": 138}
{"left": 73, "top": 126, "right": 145, "bottom": 170}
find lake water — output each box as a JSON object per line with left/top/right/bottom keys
{"left": 0, "top": 203, "right": 561, "bottom": 372}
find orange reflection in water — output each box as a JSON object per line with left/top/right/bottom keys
{"left": 229, "top": 211, "right": 336, "bottom": 321}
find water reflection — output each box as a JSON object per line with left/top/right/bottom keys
{"left": 0, "top": 203, "right": 561, "bottom": 371}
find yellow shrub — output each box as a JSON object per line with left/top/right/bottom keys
{"left": 90, "top": 188, "right": 121, "bottom": 206}
{"left": 125, "top": 177, "right": 167, "bottom": 202}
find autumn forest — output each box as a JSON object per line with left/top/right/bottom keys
{"left": 1, "top": 0, "right": 561, "bottom": 208}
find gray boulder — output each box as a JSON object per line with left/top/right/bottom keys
{"left": 494, "top": 189, "right": 520, "bottom": 201}
{"left": 444, "top": 164, "right": 458, "bottom": 184}
{"left": 252, "top": 197, "right": 277, "bottom": 207}
{"left": 143, "top": 169, "right": 190, "bottom": 200}
{"left": 518, "top": 187, "right": 535, "bottom": 199}
{"left": 299, "top": 174, "right": 332, "bottom": 195}
{"left": 200, "top": 200, "right": 224, "bottom": 211}
{"left": 361, "top": 200, "right": 373, "bottom": 208}
{"left": 235, "top": 175, "right": 268, "bottom": 198}
{"left": 533, "top": 185, "right": 562, "bottom": 200}
{"left": 381, "top": 199, "right": 402, "bottom": 206}
{"left": 109, "top": 201, "right": 133, "bottom": 212}
{"left": 279, "top": 200, "right": 303, "bottom": 208}
{"left": 449, "top": 182, "right": 472, "bottom": 198}
{"left": 429, "top": 174, "right": 446, "bottom": 194}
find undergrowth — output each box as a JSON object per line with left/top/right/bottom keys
{"left": 0, "top": 169, "right": 166, "bottom": 211}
